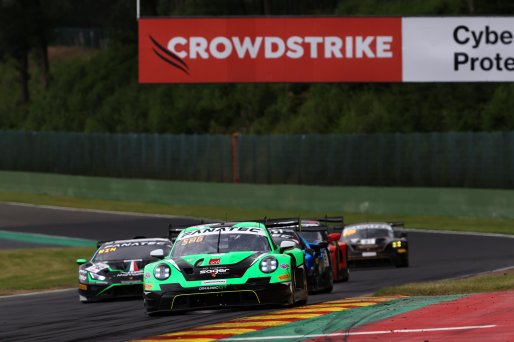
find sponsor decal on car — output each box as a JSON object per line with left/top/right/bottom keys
{"left": 98, "top": 247, "right": 117, "bottom": 254}
{"left": 101, "top": 241, "right": 169, "bottom": 248}
{"left": 180, "top": 226, "right": 266, "bottom": 238}
{"left": 180, "top": 236, "right": 204, "bottom": 246}
{"left": 322, "top": 251, "right": 330, "bottom": 267}
{"left": 278, "top": 274, "right": 291, "bottom": 281}
{"left": 280, "top": 263, "right": 290, "bottom": 269}
{"left": 116, "top": 271, "right": 143, "bottom": 277}
{"left": 209, "top": 258, "right": 221, "bottom": 265}
{"left": 198, "top": 286, "right": 226, "bottom": 291}
{"left": 199, "top": 268, "right": 230, "bottom": 277}
{"left": 201, "top": 279, "right": 227, "bottom": 286}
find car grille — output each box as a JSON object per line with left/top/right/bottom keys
{"left": 172, "top": 290, "right": 260, "bottom": 310}
{"left": 108, "top": 284, "right": 142, "bottom": 297}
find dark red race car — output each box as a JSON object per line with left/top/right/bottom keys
{"left": 300, "top": 217, "right": 350, "bottom": 282}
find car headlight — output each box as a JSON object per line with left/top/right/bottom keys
{"left": 260, "top": 257, "right": 278, "bottom": 273}
{"left": 89, "top": 272, "right": 106, "bottom": 281}
{"left": 154, "top": 264, "right": 171, "bottom": 280}
{"left": 392, "top": 241, "right": 403, "bottom": 248}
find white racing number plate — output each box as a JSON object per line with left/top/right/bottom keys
{"left": 362, "top": 252, "right": 377, "bottom": 257}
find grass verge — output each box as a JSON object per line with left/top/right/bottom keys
{"left": 0, "top": 247, "right": 96, "bottom": 296}
{"left": 376, "top": 269, "right": 514, "bottom": 296}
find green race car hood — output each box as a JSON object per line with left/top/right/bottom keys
{"left": 170, "top": 251, "right": 263, "bottom": 281}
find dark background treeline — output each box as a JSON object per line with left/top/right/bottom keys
{"left": 1, "top": 0, "right": 514, "bottom": 135}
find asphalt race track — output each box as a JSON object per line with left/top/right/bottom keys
{"left": 1, "top": 203, "right": 514, "bottom": 341}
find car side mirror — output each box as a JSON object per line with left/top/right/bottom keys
{"left": 76, "top": 258, "right": 87, "bottom": 265}
{"left": 328, "top": 233, "right": 341, "bottom": 242}
{"left": 150, "top": 249, "right": 165, "bottom": 259}
{"left": 279, "top": 240, "right": 296, "bottom": 253}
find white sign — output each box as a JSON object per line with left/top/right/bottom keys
{"left": 403, "top": 17, "right": 514, "bottom": 82}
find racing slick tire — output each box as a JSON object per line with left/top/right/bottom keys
{"left": 291, "top": 257, "right": 308, "bottom": 306}
{"left": 321, "top": 268, "right": 334, "bottom": 293}
{"left": 340, "top": 266, "right": 350, "bottom": 282}
{"left": 295, "top": 266, "right": 308, "bottom": 306}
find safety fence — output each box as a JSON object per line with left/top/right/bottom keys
{"left": 1, "top": 130, "right": 513, "bottom": 188}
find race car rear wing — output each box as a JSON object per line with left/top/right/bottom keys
{"left": 388, "top": 222, "right": 407, "bottom": 238}
{"left": 311, "top": 216, "right": 344, "bottom": 224}
{"left": 168, "top": 227, "right": 185, "bottom": 243}
{"left": 260, "top": 218, "right": 330, "bottom": 232}
{"left": 388, "top": 221, "right": 405, "bottom": 229}
{"left": 307, "top": 215, "right": 344, "bottom": 233}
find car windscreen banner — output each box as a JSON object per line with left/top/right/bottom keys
{"left": 138, "top": 17, "right": 402, "bottom": 83}
{"left": 138, "top": 17, "right": 514, "bottom": 83}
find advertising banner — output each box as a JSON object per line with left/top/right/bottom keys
{"left": 139, "top": 17, "right": 514, "bottom": 83}
{"left": 403, "top": 17, "right": 514, "bottom": 82}
{"left": 138, "top": 17, "right": 402, "bottom": 83}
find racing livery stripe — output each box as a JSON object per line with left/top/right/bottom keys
{"left": 135, "top": 296, "right": 403, "bottom": 341}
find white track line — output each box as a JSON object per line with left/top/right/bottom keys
{"left": 224, "top": 325, "right": 497, "bottom": 340}
{"left": 3, "top": 201, "right": 200, "bottom": 219}
{"left": 406, "top": 227, "right": 514, "bottom": 239}
{"left": 0, "top": 288, "right": 75, "bottom": 300}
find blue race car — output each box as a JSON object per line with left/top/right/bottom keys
{"left": 269, "top": 226, "right": 333, "bottom": 293}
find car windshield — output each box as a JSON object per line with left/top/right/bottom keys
{"left": 172, "top": 231, "right": 271, "bottom": 257}
{"left": 301, "top": 231, "right": 323, "bottom": 242}
{"left": 93, "top": 241, "right": 172, "bottom": 262}
{"left": 270, "top": 229, "right": 304, "bottom": 249}
{"left": 342, "top": 227, "right": 393, "bottom": 240}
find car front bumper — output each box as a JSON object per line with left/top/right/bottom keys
{"left": 144, "top": 280, "right": 293, "bottom": 313}
{"left": 78, "top": 282, "right": 143, "bottom": 302}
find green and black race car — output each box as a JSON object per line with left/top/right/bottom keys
{"left": 143, "top": 221, "right": 308, "bottom": 315}
{"left": 77, "top": 238, "right": 172, "bottom": 302}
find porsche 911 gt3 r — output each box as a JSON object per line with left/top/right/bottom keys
{"left": 143, "top": 221, "right": 308, "bottom": 315}
{"left": 77, "top": 238, "right": 172, "bottom": 302}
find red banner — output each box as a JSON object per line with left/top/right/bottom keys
{"left": 138, "top": 17, "right": 402, "bottom": 83}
